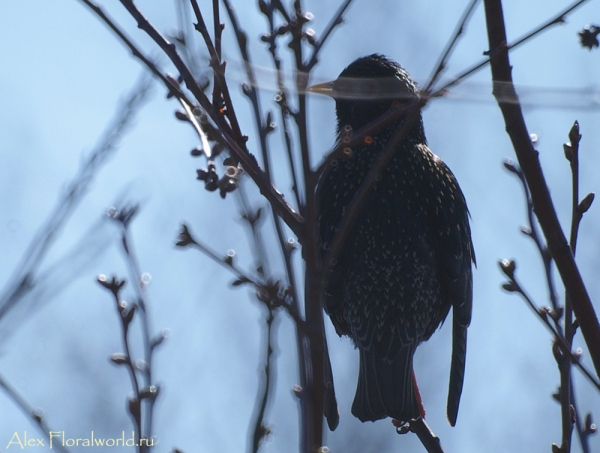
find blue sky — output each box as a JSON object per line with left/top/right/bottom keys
{"left": 1, "top": 1, "right": 599, "bottom": 452}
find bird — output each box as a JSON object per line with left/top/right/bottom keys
{"left": 309, "top": 54, "right": 475, "bottom": 426}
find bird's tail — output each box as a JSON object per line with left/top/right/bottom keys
{"left": 352, "top": 345, "right": 419, "bottom": 423}
{"left": 447, "top": 317, "right": 467, "bottom": 426}
{"left": 324, "top": 341, "right": 339, "bottom": 431}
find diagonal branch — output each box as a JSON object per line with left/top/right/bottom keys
{"left": 408, "top": 418, "right": 445, "bottom": 453}
{"left": 304, "top": 0, "right": 354, "bottom": 71}
{"left": 79, "top": 0, "right": 186, "bottom": 101}
{"left": 106, "top": 0, "right": 303, "bottom": 232}
{"left": 424, "top": 0, "right": 480, "bottom": 92}
{"left": 499, "top": 260, "right": 600, "bottom": 392}
{"left": 0, "top": 372, "right": 71, "bottom": 453}
{"left": 430, "top": 0, "right": 590, "bottom": 99}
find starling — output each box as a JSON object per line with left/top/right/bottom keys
{"left": 310, "top": 54, "right": 474, "bottom": 426}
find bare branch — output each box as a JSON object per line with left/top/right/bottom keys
{"left": 249, "top": 307, "right": 277, "bottom": 453}
{"left": 499, "top": 260, "right": 600, "bottom": 393}
{"left": 431, "top": 0, "right": 590, "bottom": 98}
{"left": 483, "top": 0, "right": 600, "bottom": 381}
{"left": 407, "top": 418, "right": 445, "bottom": 453}
{"left": 189, "top": 0, "right": 245, "bottom": 143}
{"left": 79, "top": 0, "right": 187, "bottom": 102}
{"left": 304, "top": 0, "right": 354, "bottom": 71}
{"left": 504, "top": 160, "right": 560, "bottom": 314}
{"left": 111, "top": 0, "right": 303, "bottom": 231}
{"left": 0, "top": 70, "right": 153, "bottom": 330}
{"left": 0, "top": 372, "right": 71, "bottom": 453}
{"left": 424, "top": 0, "right": 480, "bottom": 92}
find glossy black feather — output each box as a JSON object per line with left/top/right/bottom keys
{"left": 317, "top": 54, "right": 474, "bottom": 424}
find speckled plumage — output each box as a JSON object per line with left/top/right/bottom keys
{"left": 316, "top": 55, "right": 475, "bottom": 425}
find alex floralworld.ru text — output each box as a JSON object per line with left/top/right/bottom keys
{"left": 5, "top": 431, "right": 154, "bottom": 448}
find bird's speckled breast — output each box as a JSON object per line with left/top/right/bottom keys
{"left": 319, "top": 136, "right": 453, "bottom": 359}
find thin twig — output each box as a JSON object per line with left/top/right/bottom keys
{"left": 213, "top": 0, "right": 222, "bottom": 60}
{"left": 177, "top": 224, "right": 260, "bottom": 284}
{"left": 217, "top": 0, "right": 303, "bottom": 330}
{"left": 97, "top": 273, "right": 143, "bottom": 449}
{"left": 212, "top": 0, "right": 224, "bottom": 123}
{"left": 174, "top": 0, "right": 204, "bottom": 75}
{"left": 114, "top": 0, "right": 303, "bottom": 230}
{"left": 304, "top": 0, "right": 354, "bottom": 71}
{"left": 430, "top": 0, "right": 590, "bottom": 99}
{"left": 249, "top": 306, "right": 277, "bottom": 453}
{"left": 559, "top": 121, "right": 580, "bottom": 453}
{"left": 285, "top": 1, "right": 333, "bottom": 449}
{"left": 175, "top": 92, "right": 214, "bottom": 158}
{"left": 234, "top": 184, "right": 281, "bottom": 453}
{"left": 259, "top": 1, "right": 304, "bottom": 205}
{"left": 564, "top": 120, "right": 591, "bottom": 453}
{"left": 0, "top": 372, "right": 71, "bottom": 453}
{"left": 189, "top": 0, "right": 244, "bottom": 144}
{"left": 424, "top": 0, "right": 480, "bottom": 92}
{"left": 566, "top": 121, "right": 584, "bottom": 257}
{"left": 219, "top": 0, "right": 265, "bottom": 166}
{"left": 0, "top": 70, "right": 153, "bottom": 325}
{"left": 505, "top": 122, "right": 593, "bottom": 452}
{"left": 504, "top": 160, "right": 560, "bottom": 315}
{"left": 221, "top": 0, "right": 302, "bottom": 209}
{"left": 570, "top": 387, "right": 591, "bottom": 453}
{"left": 118, "top": 217, "right": 157, "bottom": 444}
{"left": 79, "top": 0, "right": 187, "bottom": 102}
{"left": 271, "top": 0, "right": 292, "bottom": 23}
{"left": 499, "top": 263, "right": 600, "bottom": 392}
{"left": 507, "top": 0, "right": 588, "bottom": 51}
{"left": 236, "top": 188, "right": 271, "bottom": 279}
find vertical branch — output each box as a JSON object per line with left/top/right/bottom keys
{"left": 503, "top": 161, "right": 560, "bottom": 316}
{"left": 564, "top": 121, "right": 595, "bottom": 453}
{"left": 561, "top": 122, "right": 580, "bottom": 453}
{"left": 556, "top": 338, "right": 574, "bottom": 452}
{"left": 212, "top": 0, "right": 222, "bottom": 58}
{"left": 304, "top": 0, "right": 354, "bottom": 71}
{"left": 103, "top": 205, "right": 164, "bottom": 451}
{"left": 290, "top": 2, "right": 330, "bottom": 450}
{"left": 120, "top": 222, "right": 158, "bottom": 442}
{"left": 211, "top": 0, "right": 223, "bottom": 111}
{"left": 97, "top": 274, "right": 144, "bottom": 451}
{"left": 220, "top": 0, "right": 304, "bottom": 390}
{"left": 249, "top": 306, "right": 277, "bottom": 453}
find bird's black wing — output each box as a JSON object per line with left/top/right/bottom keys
{"left": 317, "top": 162, "right": 354, "bottom": 337}
{"left": 424, "top": 145, "right": 475, "bottom": 426}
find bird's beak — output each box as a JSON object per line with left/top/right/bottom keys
{"left": 306, "top": 80, "right": 335, "bottom": 97}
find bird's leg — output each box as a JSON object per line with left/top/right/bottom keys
{"left": 391, "top": 370, "right": 426, "bottom": 434}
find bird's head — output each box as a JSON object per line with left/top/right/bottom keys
{"left": 308, "top": 54, "right": 423, "bottom": 140}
